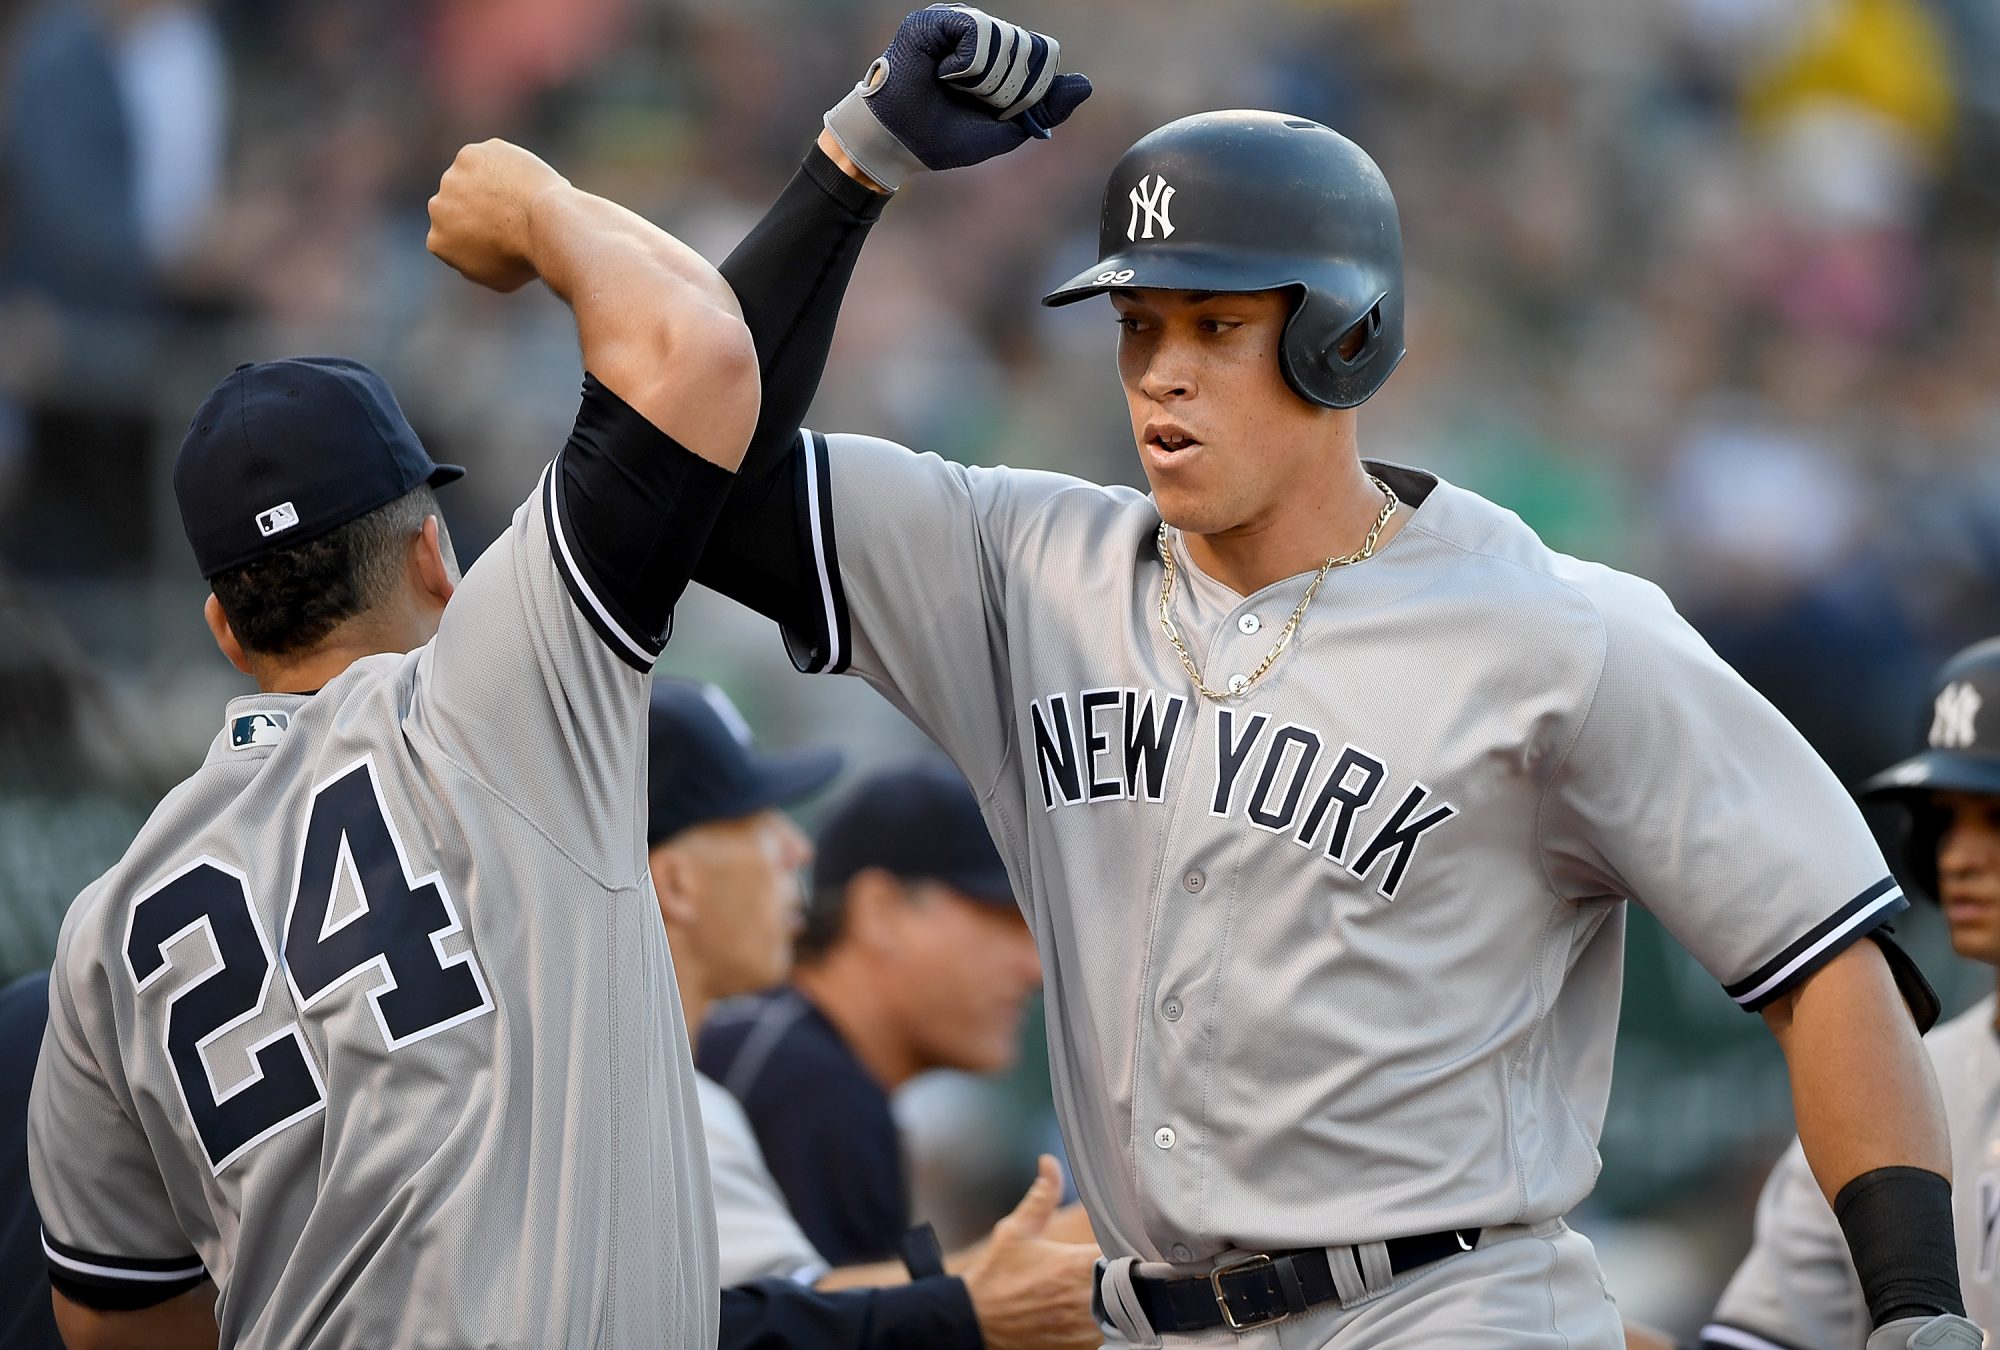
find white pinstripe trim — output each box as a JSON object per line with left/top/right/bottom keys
{"left": 1699, "top": 1324, "right": 1792, "bottom": 1350}
{"left": 43, "top": 1235, "right": 204, "bottom": 1283}
{"left": 1731, "top": 886, "right": 1904, "bottom": 1006}
{"left": 800, "top": 433, "right": 842, "bottom": 673}
{"left": 540, "top": 461, "right": 658, "bottom": 665}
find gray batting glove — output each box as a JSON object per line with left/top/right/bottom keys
{"left": 1864, "top": 1313, "right": 1984, "bottom": 1349}
{"left": 822, "top": 4, "right": 1091, "bottom": 191}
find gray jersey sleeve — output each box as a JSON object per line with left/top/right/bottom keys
{"left": 1539, "top": 566, "right": 1903, "bottom": 1012}
{"left": 697, "top": 1075, "right": 828, "bottom": 1288}
{"left": 1702, "top": 1139, "right": 1867, "bottom": 1350}
{"left": 410, "top": 462, "right": 654, "bottom": 880}
{"left": 28, "top": 925, "right": 207, "bottom": 1294}
{"left": 787, "top": 430, "right": 1094, "bottom": 789}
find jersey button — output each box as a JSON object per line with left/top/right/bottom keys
{"left": 1237, "top": 614, "right": 1262, "bottom": 635}
{"left": 1182, "top": 869, "right": 1205, "bottom": 894}
{"left": 1162, "top": 997, "right": 1183, "bottom": 1022}
{"left": 1154, "top": 1126, "right": 1176, "bottom": 1150}
{"left": 1226, "top": 673, "right": 1250, "bottom": 696}
{"left": 1171, "top": 1244, "right": 1194, "bottom": 1262}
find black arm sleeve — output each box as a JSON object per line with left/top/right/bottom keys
{"left": 720, "top": 1275, "right": 984, "bottom": 1350}
{"left": 547, "top": 374, "right": 737, "bottom": 670}
{"left": 692, "top": 147, "right": 887, "bottom": 635}
{"left": 1833, "top": 1166, "right": 1965, "bottom": 1327}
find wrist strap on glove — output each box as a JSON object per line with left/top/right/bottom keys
{"left": 823, "top": 60, "right": 925, "bottom": 193}
{"left": 1863, "top": 1313, "right": 1983, "bottom": 1349}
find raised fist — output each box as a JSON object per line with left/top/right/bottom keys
{"left": 426, "top": 140, "right": 570, "bottom": 293}
{"left": 823, "top": 5, "right": 1092, "bottom": 191}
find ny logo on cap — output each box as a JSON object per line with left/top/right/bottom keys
{"left": 256, "top": 501, "right": 300, "bottom": 538}
{"left": 1931, "top": 680, "right": 1983, "bottom": 750}
{"left": 1127, "top": 175, "right": 1176, "bottom": 241}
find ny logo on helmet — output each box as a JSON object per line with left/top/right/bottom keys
{"left": 1931, "top": 680, "right": 1983, "bottom": 750}
{"left": 1127, "top": 175, "right": 1176, "bottom": 241}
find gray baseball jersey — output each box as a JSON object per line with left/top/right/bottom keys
{"left": 778, "top": 432, "right": 1904, "bottom": 1266}
{"left": 1703, "top": 994, "right": 2000, "bottom": 1349}
{"left": 27, "top": 468, "right": 717, "bottom": 1348}
{"left": 697, "top": 1071, "right": 830, "bottom": 1287}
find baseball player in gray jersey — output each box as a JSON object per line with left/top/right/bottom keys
{"left": 684, "top": 7, "right": 1970, "bottom": 1348}
{"left": 451, "top": 7, "right": 1967, "bottom": 1348}
{"left": 26, "top": 142, "right": 754, "bottom": 1348}
{"left": 1694, "top": 638, "right": 2000, "bottom": 1350}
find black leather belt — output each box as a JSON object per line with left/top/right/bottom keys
{"left": 1127, "top": 1229, "right": 1482, "bottom": 1333}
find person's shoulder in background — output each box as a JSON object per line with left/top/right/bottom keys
{"left": 1, "top": 971, "right": 64, "bottom": 1350}
{"left": 698, "top": 986, "right": 907, "bottom": 1266}
{"left": 700, "top": 987, "right": 892, "bottom": 1129}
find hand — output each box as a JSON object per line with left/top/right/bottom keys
{"left": 426, "top": 140, "right": 570, "bottom": 293}
{"left": 822, "top": 5, "right": 1091, "bottom": 191}
{"left": 960, "top": 1155, "right": 1102, "bottom": 1350}
{"left": 1864, "top": 1313, "right": 1984, "bottom": 1348}
{"left": 1043, "top": 1201, "right": 1097, "bottom": 1247}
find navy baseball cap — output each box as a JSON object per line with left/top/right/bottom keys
{"left": 647, "top": 680, "right": 846, "bottom": 846}
{"left": 812, "top": 760, "right": 1014, "bottom": 906}
{"left": 174, "top": 356, "right": 465, "bottom": 579}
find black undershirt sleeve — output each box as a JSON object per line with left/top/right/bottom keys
{"left": 46, "top": 1267, "right": 207, "bottom": 1312}
{"left": 719, "top": 1275, "right": 984, "bottom": 1350}
{"left": 693, "top": 147, "right": 887, "bottom": 636}
{"left": 547, "top": 374, "right": 736, "bottom": 670}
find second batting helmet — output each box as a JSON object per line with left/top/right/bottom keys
{"left": 1861, "top": 636, "right": 2000, "bottom": 902}
{"left": 1042, "top": 109, "right": 1405, "bottom": 410}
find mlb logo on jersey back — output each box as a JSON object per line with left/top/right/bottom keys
{"left": 256, "top": 501, "right": 300, "bottom": 537}
{"left": 230, "top": 711, "right": 290, "bottom": 749}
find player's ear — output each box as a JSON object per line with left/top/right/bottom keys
{"left": 203, "top": 594, "right": 254, "bottom": 676}
{"left": 844, "top": 870, "right": 906, "bottom": 957}
{"left": 413, "top": 516, "right": 457, "bottom": 606}
{"left": 648, "top": 842, "right": 701, "bottom": 929}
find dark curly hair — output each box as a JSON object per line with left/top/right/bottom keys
{"left": 209, "top": 487, "right": 446, "bottom": 657}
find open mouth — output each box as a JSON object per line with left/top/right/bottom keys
{"left": 1147, "top": 429, "right": 1203, "bottom": 455}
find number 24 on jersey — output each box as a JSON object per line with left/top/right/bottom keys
{"left": 123, "top": 757, "right": 492, "bottom": 1172}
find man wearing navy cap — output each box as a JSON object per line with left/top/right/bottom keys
{"left": 27, "top": 141, "right": 755, "bottom": 1348}
{"left": 645, "top": 683, "right": 1098, "bottom": 1350}
{"left": 699, "top": 759, "right": 1050, "bottom": 1270}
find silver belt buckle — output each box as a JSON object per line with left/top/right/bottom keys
{"left": 1210, "top": 1251, "right": 1286, "bottom": 1332}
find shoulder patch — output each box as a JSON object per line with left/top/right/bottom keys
{"left": 229, "top": 711, "right": 291, "bottom": 749}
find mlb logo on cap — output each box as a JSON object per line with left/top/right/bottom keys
{"left": 256, "top": 502, "right": 300, "bottom": 538}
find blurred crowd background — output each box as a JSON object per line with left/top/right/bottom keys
{"left": 5, "top": 0, "right": 2000, "bottom": 1335}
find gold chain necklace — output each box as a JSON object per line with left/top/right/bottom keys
{"left": 1157, "top": 475, "right": 1399, "bottom": 702}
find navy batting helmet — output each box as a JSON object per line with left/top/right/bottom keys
{"left": 1861, "top": 636, "right": 2000, "bottom": 902}
{"left": 1042, "top": 109, "right": 1405, "bottom": 410}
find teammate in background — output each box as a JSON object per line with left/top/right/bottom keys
{"left": 26, "top": 141, "right": 753, "bottom": 1349}
{"left": 645, "top": 680, "right": 1100, "bottom": 1350}
{"left": 699, "top": 759, "right": 1051, "bottom": 1268}
{"left": 1695, "top": 639, "right": 2000, "bottom": 1348}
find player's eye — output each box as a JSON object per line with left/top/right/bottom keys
{"left": 1116, "top": 315, "right": 1147, "bottom": 334}
{"left": 1198, "top": 317, "right": 1242, "bottom": 334}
